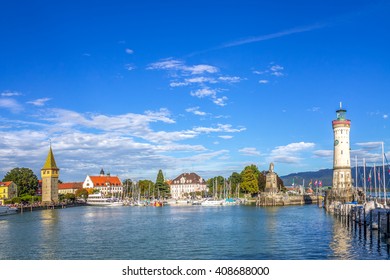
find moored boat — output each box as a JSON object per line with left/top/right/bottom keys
{"left": 86, "top": 193, "right": 122, "bottom": 206}
{"left": 201, "top": 199, "right": 224, "bottom": 206}
{"left": 0, "top": 205, "right": 18, "bottom": 215}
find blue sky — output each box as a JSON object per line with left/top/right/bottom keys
{"left": 1, "top": 0, "right": 390, "bottom": 182}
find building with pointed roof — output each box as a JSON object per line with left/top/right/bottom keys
{"left": 170, "top": 172, "right": 207, "bottom": 199}
{"left": 41, "top": 146, "right": 60, "bottom": 205}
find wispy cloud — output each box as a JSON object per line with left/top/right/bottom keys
{"left": 1, "top": 91, "right": 22, "bottom": 97}
{"left": 147, "top": 59, "right": 218, "bottom": 75}
{"left": 0, "top": 98, "right": 23, "bottom": 113}
{"left": 191, "top": 88, "right": 217, "bottom": 98}
{"left": 254, "top": 63, "right": 285, "bottom": 79}
{"left": 186, "top": 107, "right": 207, "bottom": 116}
{"left": 125, "top": 64, "right": 136, "bottom": 71}
{"left": 239, "top": 147, "right": 261, "bottom": 156}
{"left": 269, "top": 142, "right": 315, "bottom": 164}
{"left": 0, "top": 106, "right": 248, "bottom": 181}
{"left": 219, "top": 135, "right": 233, "bottom": 139}
{"left": 125, "top": 48, "right": 134, "bottom": 54}
{"left": 213, "top": 96, "right": 228, "bottom": 107}
{"left": 27, "top": 98, "right": 51, "bottom": 106}
{"left": 219, "top": 23, "right": 326, "bottom": 49}
{"left": 148, "top": 58, "right": 242, "bottom": 107}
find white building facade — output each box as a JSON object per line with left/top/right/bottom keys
{"left": 170, "top": 172, "right": 207, "bottom": 199}
{"left": 83, "top": 169, "right": 123, "bottom": 197}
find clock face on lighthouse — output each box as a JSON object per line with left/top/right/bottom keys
{"left": 334, "top": 140, "right": 339, "bottom": 146}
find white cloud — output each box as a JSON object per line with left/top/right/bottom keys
{"left": 218, "top": 76, "right": 241, "bottom": 83}
{"left": 313, "top": 150, "right": 333, "bottom": 158}
{"left": 0, "top": 105, "right": 250, "bottom": 181}
{"left": 193, "top": 124, "right": 245, "bottom": 134}
{"left": 219, "top": 135, "right": 233, "bottom": 139}
{"left": 186, "top": 64, "right": 218, "bottom": 75}
{"left": 219, "top": 23, "right": 325, "bottom": 49}
{"left": 186, "top": 107, "right": 207, "bottom": 116}
{"left": 185, "top": 77, "right": 217, "bottom": 84}
{"left": 147, "top": 59, "right": 184, "bottom": 71}
{"left": 269, "top": 142, "right": 315, "bottom": 164}
{"left": 125, "top": 48, "right": 134, "bottom": 54}
{"left": 253, "top": 63, "right": 285, "bottom": 79}
{"left": 169, "top": 82, "right": 188, "bottom": 87}
{"left": 355, "top": 142, "right": 383, "bottom": 150}
{"left": 1, "top": 91, "right": 22, "bottom": 97}
{"left": 383, "top": 114, "right": 388, "bottom": 120}
{"left": 191, "top": 88, "right": 217, "bottom": 98}
{"left": 213, "top": 96, "right": 228, "bottom": 107}
{"left": 239, "top": 147, "right": 260, "bottom": 156}
{"left": 0, "top": 98, "right": 23, "bottom": 113}
{"left": 270, "top": 64, "right": 284, "bottom": 77}
{"left": 125, "top": 64, "right": 136, "bottom": 71}
{"left": 27, "top": 98, "right": 51, "bottom": 107}
{"left": 147, "top": 59, "right": 218, "bottom": 75}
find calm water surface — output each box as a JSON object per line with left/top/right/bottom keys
{"left": 0, "top": 205, "right": 389, "bottom": 260}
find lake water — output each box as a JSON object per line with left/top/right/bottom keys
{"left": 0, "top": 204, "right": 389, "bottom": 260}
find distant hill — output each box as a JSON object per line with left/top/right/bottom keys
{"left": 281, "top": 169, "right": 333, "bottom": 187}
{"left": 281, "top": 166, "right": 389, "bottom": 188}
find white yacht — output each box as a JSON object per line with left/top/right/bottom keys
{"left": 86, "top": 193, "right": 122, "bottom": 207}
{"left": 0, "top": 205, "right": 18, "bottom": 215}
{"left": 201, "top": 199, "right": 224, "bottom": 206}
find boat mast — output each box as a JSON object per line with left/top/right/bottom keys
{"left": 382, "top": 142, "right": 387, "bottom": 207}
{"left": 363, "top": 158, "right": 367, "bottom": 203}
{"left": 374, "top": 163, "right": 377, "bottom": 202}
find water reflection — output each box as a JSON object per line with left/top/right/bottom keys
{"left": 330, "top": 217, "right": 353, "bottom": 259}
{"left": 1, "top": 205, "right": 389, "bottom": 260}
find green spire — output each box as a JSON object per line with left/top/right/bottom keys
{"left": 42, "top": 146, "right": 58, "bottom": 170}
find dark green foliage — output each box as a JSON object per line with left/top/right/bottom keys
{"left": 2, "top": 167, "right": 39, "bottom": 196}
{"left": 240, "top": 166, "right": 259, "bottom": 194}
{"left": 155, "top": 170, "right": 169, "bottom": 198}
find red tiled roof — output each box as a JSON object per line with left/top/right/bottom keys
{"left": 0, "top": 181, "right": 13, "bottom": 187}
{"left": 58, "top": 182, "right": 83, "bottom": 190}
{"left": 89, "top": 176, "right": 122, "bottom": 186}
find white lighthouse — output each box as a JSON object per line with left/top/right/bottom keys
{"left": 332, "top": 103, "right": 353, "bottom": 202}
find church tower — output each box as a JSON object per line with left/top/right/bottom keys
{"left": 332, "top": 103, "right": 353, "bottom": 202}
{"left": 41, "top": 146, "right": 59, "bottom": 205}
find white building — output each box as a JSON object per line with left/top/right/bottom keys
{"left": 83, "top": 169, "right": 123, "bottom": 197}
{"left": 170, "top": 172, "right": 207, "bottom": 199}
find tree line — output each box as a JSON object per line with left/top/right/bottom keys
{"left": 1, "top": 165, "right": 285, "bottom": 203}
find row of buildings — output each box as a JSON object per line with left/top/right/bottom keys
{"left": 0, "top": 147, "right": 207, "bottom": 205}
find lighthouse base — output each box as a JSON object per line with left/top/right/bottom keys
{"left": 324, "top": 189, "right": 354, "bottom": 211}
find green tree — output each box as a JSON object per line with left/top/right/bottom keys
{"left": 155, "top": 170, "right": 170, "bottom": 198}
{"left": 240, "top": 166, "right": 259, "bottom": 195}
{"left": 138, "top": 180, "right": 155, "bottom": 198}
{"left": 75, "top": 188, "right": 89, "bottom": 199}
{"left": 228, "top": 172, "right": 242, "bottom": 197}
{"left": 2, "top": 167, "right": 39, "bottom": 196}
{"left": 206, "top": 176, "right": 225, "bottom": 198}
